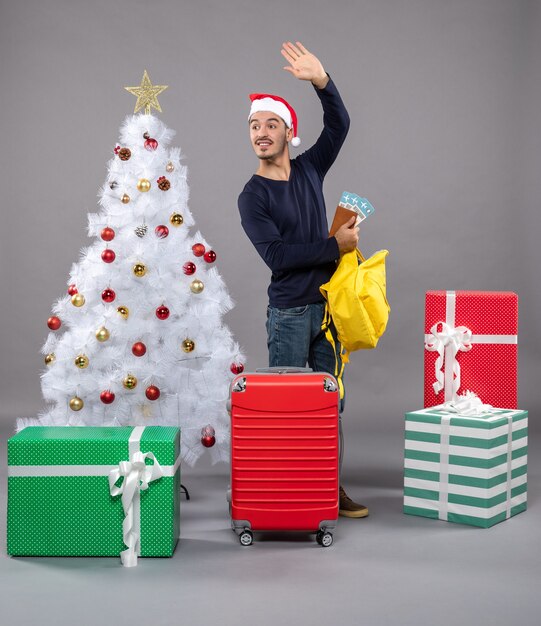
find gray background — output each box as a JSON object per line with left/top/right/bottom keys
{"left": 0, "top": 1, "right": 539, "bottom": 625}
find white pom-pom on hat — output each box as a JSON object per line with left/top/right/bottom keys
{"left": 249, "top": 92, "right": 301, "bottom": 148}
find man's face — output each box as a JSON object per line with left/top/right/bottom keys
{"left": 249, "top": 112, "right": 292, "bottom": 160}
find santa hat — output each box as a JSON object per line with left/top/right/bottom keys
{"left": 248, "top": 93, "right": 301, "bottom": 147}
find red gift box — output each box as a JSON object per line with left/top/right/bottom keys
{"left": 424, "top": 291, "right": 518, "bottom": 408}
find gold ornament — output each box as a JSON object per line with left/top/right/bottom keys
{"left": 190, "top": 279, "right": 204, "bottom": 294}
{"left": 71, "top": 293, "right": 85, "bottom": 307}
{"left": 75, "top": 354, "right": 89, "bottom": 369}
{"left": 123, "top": 374, "right": 138, "bottom": 389}
{"left": 166, "top": 162, "right": 174, "bottom": 173}
{"left": 69, "top": 396, "right": 84, "bottom": 411}
{"left": 170, "top": 212, "right": 184, "bottom": 226}
{"left": 44, "top": 353, "right": 55, "bottom": 366}
{"left": 121, "top": 193, "right": 130, "bottom": 204}
{"left": 133, "top": 263, "right": 147, "bottom": 277}
{"left": 137, "top": 178, "right": 151, "bottom": 192}
{"left": 96, "top": 326, "right": 110, "bottom": 342}
{"left": 125, "top": 70, "right": 168, "bottom": 115}
{"left": 182, "top": 339, "right": 195, "bottom": 353}
{"left": 117, "top": 305, "right": 129, "bottom": 319}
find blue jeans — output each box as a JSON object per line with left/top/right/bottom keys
{"left": 266, "top": 302, "right": 345, "bottom": 413}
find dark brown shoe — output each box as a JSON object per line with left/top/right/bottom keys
{"left": 339, "top": 486, "right": 369, "bottom": 518}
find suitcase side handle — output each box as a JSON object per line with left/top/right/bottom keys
{"left": 255, "top": 366, "right": 313, "bottom": 374}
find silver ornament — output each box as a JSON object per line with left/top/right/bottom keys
{"left": 135, "top": 224, "right": 148, "bottom": 238}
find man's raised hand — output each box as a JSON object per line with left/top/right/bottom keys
{"left": 281, "top": 42, "right": 329, "bottom": 89}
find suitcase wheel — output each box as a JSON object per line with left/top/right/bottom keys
{"left": 239, "top": 529, "right": 253, "bottom": 546}
{"left": 316, "top": 531, "right": 333, "bottom": 547}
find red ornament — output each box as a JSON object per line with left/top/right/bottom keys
{"left": 144, "top": 137, "right": 159, "bottom": 151}
{"left": 132, "top": 342, "right": 147, "bottom": 357}
{"left": 183, "top": 261, "right": 196, "bottom": 275}
{"left": 114, "top": 145, "right": 121, "bottom": 155}
{"left": 201, "top": 425, "right": 216, "bottom": 447}
{"left": 230, "top": 362, "right": 244, "bottom": 375}
{"left": 145, "top": 385, "right": 160, "bottom": 401}
{"left": 155, "top": 225, "right": 169, "bottom": 239}
{"left": 101, "top": 249, "right": 116, "bottom": 263}
{"left": 47, "top": 316, "right": 61, "bottom": 331}
{"left": 156, "top": 305, "right": 170, "bottom": 320}
{"left": 100, "top": 390, "right": 115, "bottom": 404}
{"left": 192, "top": 243, "right": 206, "bottom": 257}
{"left": 67, "top": 284, "right": 78, "bottom": 296}
{"left": 101, "top": 227, "right": 115, "bottom": 242}
{"left": 101, "top": 288, "right": 116, "bottom": 303}
{"left": 204, "top": 250, "right": 216, "bottom": 263}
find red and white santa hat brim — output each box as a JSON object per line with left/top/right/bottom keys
{"left": 248, "top": 93, "right": 301, "bottom": 147}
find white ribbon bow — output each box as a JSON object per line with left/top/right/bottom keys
{"left": 437, "top": 390, "right": 494, "bottom": 417}
{"left": 424, "top": 321, "right": 473, "bottom": 398}
{"left": 109, "top": 451, "right": 164, "bottom": 568}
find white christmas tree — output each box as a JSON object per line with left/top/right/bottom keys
{"left": 19, "top": 71, "right": 245, "bottom": 465}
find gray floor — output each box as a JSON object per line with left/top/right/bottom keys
{"left": 1, "top": 418, "right": 539, "bottom": 626}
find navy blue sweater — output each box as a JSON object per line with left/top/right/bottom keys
{"left": 238, "top": 77, "right": 350, "bottom": 308}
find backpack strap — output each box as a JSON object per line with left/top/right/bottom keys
{"left": 321, "top": 304, "right": 347, "bottom": 400}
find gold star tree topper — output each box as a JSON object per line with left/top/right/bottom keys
{"left": 125, "top": 70, "right": 168, "bottom": 115}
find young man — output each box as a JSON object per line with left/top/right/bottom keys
{"left": 238, "top": 42, "right": 367, "bottom": 518}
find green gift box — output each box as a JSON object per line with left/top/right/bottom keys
{"left": 7, "top": 426, "right": 180, "bottom": 564}
{"left": 404, "top": 407, "right": 528, "bottom": 528}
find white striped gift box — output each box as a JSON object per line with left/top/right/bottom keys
{"left": 404, "top": 407, "right": 528, "bottom": 528}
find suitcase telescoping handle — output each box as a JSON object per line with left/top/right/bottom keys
{"left": 255, "top": 366, "right": 313, "bottom": 374}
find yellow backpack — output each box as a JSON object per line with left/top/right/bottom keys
{"left": 319, "top": 248, "right": 390, "bottom": 398}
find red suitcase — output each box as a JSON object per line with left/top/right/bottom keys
{"left": 227, "top": 367, "right": 340, "bottom": 547}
